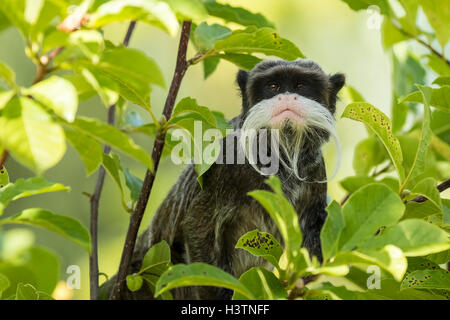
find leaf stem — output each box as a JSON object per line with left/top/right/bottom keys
{"left": 393, "top": 24, "right": 450, "bottom": 67}
{"left": 89, "top": 21, "right": 137, "bottom": 301}
{"left": 109, "top": 20, "right": 193, "bottom": 300}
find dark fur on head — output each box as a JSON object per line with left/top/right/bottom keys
{"left": 237, "top": 59, "right": 345, "bottom": 115}
{"left": 105, "top": 58, "right": 346, "bottom": 300}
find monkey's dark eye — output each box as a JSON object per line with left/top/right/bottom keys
{"left": 268, "top": 82, "right": 280, "bottom": 92}
{"left": 296, "top": 82, "right": 303, "bottom": 90}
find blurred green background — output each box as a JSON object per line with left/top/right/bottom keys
{"left": 0, "top": 0, "right": 442, "bottom": 299}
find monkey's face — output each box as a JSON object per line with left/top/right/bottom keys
{"left": 237, "top": 59, "right": 345, "bottom": 179}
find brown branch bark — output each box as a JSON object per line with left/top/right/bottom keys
{"left": 109, "top": 20, "right": 193, "bottom": 300}
{"left": 89, "top": 21, "right": 137, "bottom": 300}
{"left": 0, "top": 150, "right": 9, "bottom": 169}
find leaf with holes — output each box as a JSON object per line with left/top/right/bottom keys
{"left": 401, "top": 269, "right": 450, "bottom": 290}
{"left": 235, "top": 230, "right": 283, "bottom": 270}
{"left": 342, "top": 103, "right": 404, "bottom": 184}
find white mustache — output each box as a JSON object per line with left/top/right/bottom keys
{"left": 239, "top": 94, "right": 341, "bottom": 182}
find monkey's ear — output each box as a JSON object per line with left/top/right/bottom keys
{"left": 237, "top": 69, "right": 248, "bottom": 94}
{"left": 329, "top": 73, "right": 345, "bottom": 95}
{"left": 237, "top": 69, "right": 249, "bottom": 111}
{"left": 328, "top": 73, "right": 345, "bottom": 114}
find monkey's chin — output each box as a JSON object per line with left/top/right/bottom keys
{"left": 269, "top": 114, "right": 305, "bottom": 130}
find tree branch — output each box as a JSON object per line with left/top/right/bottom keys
{"left": 89, "top": 21, "right": 137, "bottom": 301}
{"left": 394, "top": 24, "right": 450, "bottom": 67}
{"left": 0, "top": 150, "right": 9, "bottom": 169}
{"left": 109, "top": 20, "right": 193, "bottom": 300}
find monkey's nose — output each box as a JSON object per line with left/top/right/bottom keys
{"left": 278, "top": 93, "right": 299, "bottom": 103}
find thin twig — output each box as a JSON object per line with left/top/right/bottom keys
{"left": 89, "top": 21, "right": 137, "bottom": 301}
{"left": 0, "top": 150, "right": 9, "bottom": 169}
{"left": 109, "top": 20, "right": 193, "bottom": 300}
{"left": 394, "top": 24, "right": 450, "bottom": 67}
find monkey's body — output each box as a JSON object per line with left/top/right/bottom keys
{"left": 144, "top": 115, "right": 327, "bottom": 299}
{"left": 111, "top": 59, "right": 345, "bottom": 300}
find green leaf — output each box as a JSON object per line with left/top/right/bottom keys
{"left": 0, "top": 61, "right": 18, "bottom": 91}
{"left": 192, "top": 22, "right": 231, "bottom": 51}
{"left": 427, "top": 54, "right": 450, "bottom": 76}
{"left": 140, "top": 240, "right": 171, "bottom": 276}
{"left": 155, "top": 263, "right": 254, "bottom": 299}
{"left": 330, "top": 245, "right": 407, "bottom": 281}
{"left": 419, "top": 0, "right": 450, "bottom": 48}
{"left": 342, "top": 102, "right": 404, "bottom": 183}
{"left": 408, "top": 177, "right": 442, "bottom": 213}
{"left": 170, "top": 97, "right": 217, "bottom": 127}
{"left": 0, "top": 166, "right": 9, "bottom": 188}
{"left": 90, "top": 47, "right": 165, "bottom": 108}
{"left": 401, "top": 269, "right": 450, "bottom": 290}
{"left": 0, "top": 97, "right": 66, "bottom": 174}
{"left": 392, "top": 52, "right": 426, "bottom": 99}
{"left": 126, "top": 274, "right": 143, "bottom": 292}
{"left": 0, "top": 0, "right": 28, "bottom": 37}
{"left": 70, "top": 117, "right": 153, "bottom": 171}
{"left": 141, "top": 274, "right": 173, "bottom": 300}
{"left": 249, "top": 176, "right": 302, "bottom": 263}
{"left": 203, "top": 0, "right": 275, "bottom": 28}
{"left": 0, "top": 89, "right": 15, "bottom": 110}
{"left": 338, "top": 183, "right": 405, "bottom": 252}
{"left": 232, "top": 267, "right": 287, "bottom": 300}
{"left": 0, "top": 273, "right": 10, "bottom": 298}
{"left": 370, "top": 278, "right": 446, "bottom": 300}
{"left": 64, "top": 128, "right": 103, "bottom": 176}
{"left": 339, "top": 0, "right": 391, "bottom": 14}
{"left": 403, "top": 200, "right": 443, "bottom": 220}
{"left": 352, "top": 137, "right": 388, "bottom": 176}
{"left": 360, "top": 219, "right": 450, "bottom": 256}
{"left": 381, "top": 18, "right": 410, "bottom": 49}
{"left": 235, "top": 230, "right": 283, "bottom": 269}
{"left": 25, "top": 76, "right": 78, "bottom": 122}
{"left": 400, "top": 85, "right": 433, "bottom": 191}
{"left": 433, "top": 76, "right": 450, "bottom": 86}
{"left": 79, "top": 68, "right": 119, "bottom": 107}
{"left": 162, "top": 0, "right": 207, "bottom": 21}
{"left": 0, "top": 177, "right": 70, "bottom": 215}
{"left": 14, "top": 247, "right": 59, "bottom": 295}
{"left": 123, "top": 168, "right": 143, "bottom": 205}
{"left": 320, "top": 201, "right": 345, "bottom": 262}
{"left": 0, "top": 208, "right": 91, "bottom": 253}
{"left": 102, "top": 153, "right": 129, "bottom": 211}
{"left": 340, "top": 176, "right": 376, "bottom": 193}
{"left": 202, "top": 57, "right": 220, "bottom": 79}
{"left": 89, "top": 0, "right": 179, "bottom": 37}
{"left": 400, "top": 85, "right": 450, "bottom": 113}
{"left": 15, "top": 283, "right": 38, "bottom": 300}
{"left": 217, "top": 53, "right": 262, "bottom": 70}
{"left": 444, "top": 199, "right": 450, "bottom": 226}
{"left": 214, "top": 27, "right": 304, "bottom": 60}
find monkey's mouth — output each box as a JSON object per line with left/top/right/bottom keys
{"left": 270, "top": 106, "right": 305, "bottom": 127}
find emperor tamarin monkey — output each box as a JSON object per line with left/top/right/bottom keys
{"left": 120, "top": 59, "right": 345, "bottom": 300}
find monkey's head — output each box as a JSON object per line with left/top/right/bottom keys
{"left": 237, "top": 59, "right": 345, "bottom": 180}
